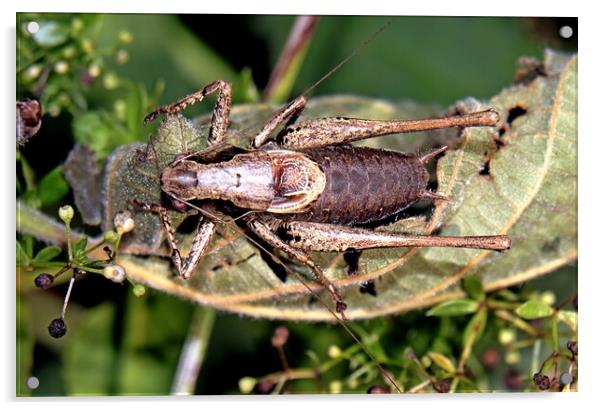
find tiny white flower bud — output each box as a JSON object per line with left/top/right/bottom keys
{"left": 115, "top": 49, "right": 129, "bottom": 65}
{"left": 25, "top": 65, "right": 42, "bottom": 81}
{"left": 504, "top": 350, "right": 521, "bottom": 365}
{"left": 133, "top": 284, "right": 146, "bottom": 297}
{"left": 54, "top": 61, "right": 69, "bottom": 74}
{"left": 103, "top": 72, "right": 119, "bottom": 90}
{"left": 103, "top": 264, "right": 126, "bottom": 283}
{"left": 118, "top": 30, "right": 133, "bottom": 44}
{"left": 541, "top": 291, "right": 556, "bottom": 306}
{"left": 498, "top": 328, "right": 516, "bottom": 345}
{"left": 104, "top": 230, "right": 119, "bottom": 243}
{"left": 58, "top": 205, "right": 74, "bottom": 224}
{"left": 328, "top": 345, "right": 341, "bottom": 358}
{"left": 88, "top": 64, "right": 101, "bottom": 78}
{"left": 329, "top": 380, "right": 343, "bottom": 394}
{"left": 238, "top": 377, "right": 256, "bottom": 394}
{"left": 113, "top": 211, "right": 135, "bottom": 234}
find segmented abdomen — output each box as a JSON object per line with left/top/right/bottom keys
{"left": 288, "top": 145, "right": 429, "bottom": 225}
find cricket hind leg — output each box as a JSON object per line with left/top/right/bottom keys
{"left": 132, "top": 200, "right": 216, "bottom": 280}
{"left": 279, "top": 109, "right": 500, "bottom": 149}
{"left": 278, "top": 220, "right": 511, "bottom": 253}
{"left": 245, "top": 215, "right": 348, "bottom": 317}
{"left": 144, "top": 80, "right": 232, "bottom": 146}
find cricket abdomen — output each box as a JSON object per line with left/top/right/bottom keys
{"left": 290, "top": 145, "right": 430, "bottom": 225}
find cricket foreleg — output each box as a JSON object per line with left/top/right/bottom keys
{"left": 252, "top": 95, "right": 307, "bottom": 148}
{"left": 278, "top": 221, "right": 511, "bottom": 252}
{"left": 245, "top": 216, "right": 347, "bottom": 315}
{"left": 279, "top": 110, "right": 500, "bottom": 149}
{"left": 144, "top": 80, "right": 232, "bottom": 146}
{"left": 133, "top": 201, "right": 216, "bottom": 279}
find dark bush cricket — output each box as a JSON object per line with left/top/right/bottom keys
{"left": 134, "top": 78, "right": 511, "bottom": 318}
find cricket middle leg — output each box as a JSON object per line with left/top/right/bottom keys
{"left": 245, "top": 215, "right": 348, "bottom": 316}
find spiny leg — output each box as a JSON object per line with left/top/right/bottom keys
{"left": 278, "top": 220, "right": 511, "bottom": 253}
{"left": 252, "top": 95, "right": 307, "bottom": 148}
{"left": 132, "top": 201, "right": 216, "bottom": 280}
{"left": 144, "top": 80, "right": 232, "bottom": 146}
{"left": 245, "top": 216, "right": 347, "bottom": 316}
{"left": 279, "top": 109, "right": 500, "bottom": 149}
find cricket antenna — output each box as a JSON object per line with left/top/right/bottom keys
{"left": 301, "top": 19, "right": 392, "bottom": 97}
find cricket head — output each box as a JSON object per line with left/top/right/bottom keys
{"left": 161, "top": 159, "right": 200, "bottom": 203}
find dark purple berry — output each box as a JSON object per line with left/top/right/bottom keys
{"left": 48, "top": 318, "right": 67, "bottom": 338}
{"left": 367, "top": 385, "right": 390, "bottom": 394}
{"left": 504, "top": 370, "right": 524, "bottom": 390}
{"left": 567, "top": 341, "right": 578, "bottom": 356}
{"left": 481, "top": 348, "right": 500, "bottom": 369}
{"left": 433, "top": 380, "right": 451, "bottom": 393}
{"left": 533, "top": 373, "right": 551, "bottom": 390}
{"left": 34, "top": 273, "right": 54, "bottom": 290}
{"left": 271, "top": 326, "right": 289, "bottom": 348}
{"left": 256, "top": 379, "right": 275, "bottom": 394}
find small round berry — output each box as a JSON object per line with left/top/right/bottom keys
{"left": 533, "top": 372, "right": 551, "bottom": 390}
{"left": 271, "top": 326, "right": 289, "bottom": 348}
{"left": 504, "top": 370, "right": 524, "bottom": 390}
{"left": 256, "top": 379, "right": 275, "bottom": 394}
{"left": 433, "top": 379, "right": 451, "bottom": 393}
{"left": 481, "top": 348, "right": 500, "bottom": 369}
{"left": 567, "top": 340, "right": 578, "bottom": 356}
{"left": 48, "top": 318, "right": 67, "bottom": 338}
{"left": 34, "top": 273, "right": 54, "bottom": 290}
{"left": 367, "top": 385, "right": 389, "bottom": 394}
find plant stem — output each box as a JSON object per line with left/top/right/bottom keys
{"left": 551, "top": 313, "right": 559, "bottom": 352}
{"left": 171, "top": 307, "right": 216, "bottom": 395}
{"left": 494, "top": 309, "right": 539, "bottom": 337}
{"left": 530, "top": 339, "right": 542, "bottom": 377}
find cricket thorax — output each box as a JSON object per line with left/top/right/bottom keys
{"left": 161, "top": 150, "right": 326, "bottom": 213}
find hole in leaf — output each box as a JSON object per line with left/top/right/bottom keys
{"left": 506, "top": 106, "right": 527, "bottom": 126}
{"left": 359, "top": 281, "right": 377, "bottom": 297}
{"left": 176, "top": 214, "right": 199, "bottom": 234}
{"left": 344, "top": 248, "right": 362, "bottom": 276}
{"left": 479, "top": 159, "right": 491, "bottom": 176}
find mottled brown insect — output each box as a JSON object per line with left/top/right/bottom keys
{"left": 136, "top": 80, "right": 511, "bottom": 317}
